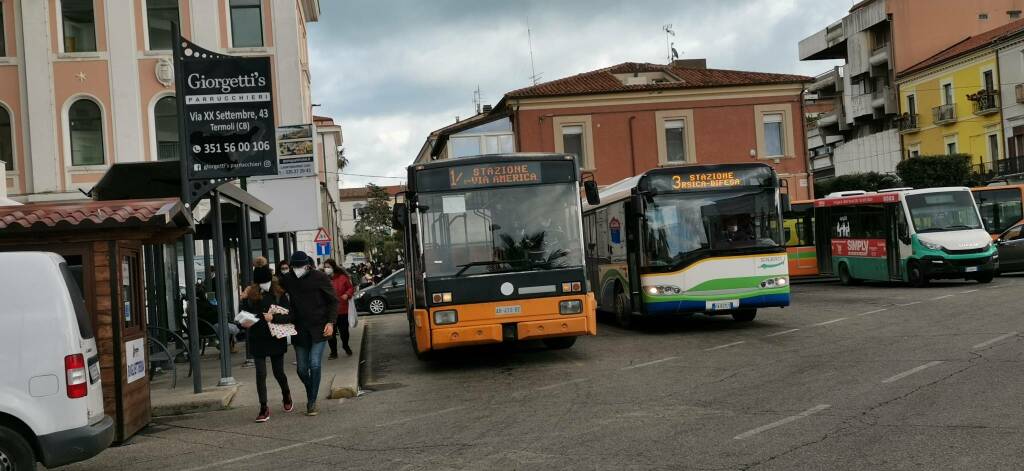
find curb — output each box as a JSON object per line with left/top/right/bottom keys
{"left": 328, "top": 322, "right": 366, "bottom": 399}
{"left": 151, "top": 384, "right": 239, "bottom": 417}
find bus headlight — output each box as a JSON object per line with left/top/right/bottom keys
{"left": 645, "top": 285, "right": 681, "bottom": 296}
{"left": 559, "top": 300, "right": 583, "bottom": 314}
{"left": 433, "top": 310, "right": 458, "bottom": 325}
{"left": 760, "top": 277, "right": 789, "bottom": 288}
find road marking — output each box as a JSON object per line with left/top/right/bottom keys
{"left": 182, "top": 435, "right": 337, "bottom": 471}
{"left": 705, "top": 341, "right": 745, "bottom": 351}
{"left": 535, "top": 378, "right": 588, "bottom": 391}
{"left": 858, "top": 308, "right": 888, "bottom": 316}
{"left": 931, "top": 294, "right": 955, "bottom": 300}
{"left": 765, "top": 328, "right": 800, "bottom": 337}
{"left": 881, "top": 361, "right": 944, "bottom": 384}
{"left": 733, "top": 404, "right": 830, "bottom": 440}
{"left": 622, "top": 356, "right": 677, "bottom": 370}
{"left": 959, "top": 289, "right": 979, "bottom": 294}
{"left": 377, "top": 406, "right": 465, "bottom": 427}
{"left": 811, "top": 317, "right": 846, "bottom": 327}
{"left": 972, "top": 332, "right": 1018, "bottom": 350}
{"left": 896, "top": 301, "right": 922, "bottom": 307}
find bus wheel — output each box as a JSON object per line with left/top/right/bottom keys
{"left": 408, "top": 315, "right": 432, "bottom": 361}
{"left": 975, "top": 271, "right": 995, "bottom": 284}
{"left": 614, "top": 292, "right": 635, "bottom": 329}
{"left": 908, "top": 261, "right": 929, "bottom": 287}
{"left": 731, "top": 309, "right": 757, "bottom": 322}
{"left": 542, "top": 336, "right": 577, "bottom": 350}
{"left": 838, "top": 263, "right": 859, "bottom": 286}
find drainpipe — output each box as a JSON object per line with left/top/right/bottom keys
{"left": 627, "top": 116, "right": 638, "bottom": 175}
{"left": 996, "top": 48, "right": 1006, "bottom": 168}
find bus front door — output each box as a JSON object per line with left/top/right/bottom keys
{"left": 886, "top": 203, "right": 903, "bottom": 281}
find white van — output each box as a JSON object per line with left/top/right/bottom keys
{"left": 0, "top": 252, "right": 113, "bottom": 469}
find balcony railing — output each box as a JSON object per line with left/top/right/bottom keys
{"left": 972, "top": 155, "right": 1024, "bottom": 179}
{"left": 970, "top": 90, "right": 999, "bottom": 116}
{"left": 897, "top": 113, "right": 919, "bottom": 133}
{"left": 932, "top": 103, "right": 957, "bottom": 125}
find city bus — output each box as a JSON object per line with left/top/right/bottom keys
{"left": 815, "top": 188, "right": 996, "bottom": 286}
{"left": 784, "top": 200, "right": 818, "bottom": 278}
{"left": 582, "top": 163, "right": 790, "bottom": 327}
{"left": 971, "top": 184, "right": 1024, "bottom": 239}
{"left": 392, "top": 153, "right": 599, "bottom": 358}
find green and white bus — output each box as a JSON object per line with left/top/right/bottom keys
{"left": 582, "top": 163, "right": 790, "bottom": 327}
{"left": 814, "top": 187, "right": 997, "bottom": 286}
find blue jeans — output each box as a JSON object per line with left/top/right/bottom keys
{"left": 294, "top": 341, "right": 327, "bottom": 405}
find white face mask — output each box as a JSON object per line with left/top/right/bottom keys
{"left": 280, "top": 267, "right": 290, "bottom": 274}
{"left": 259, "top": 281, "right": 271, "bottom": 291}
{"left": 293, "top": 266, "right": 308, "bottom": 278}
{"left": 324, "top": 267, "right": 334, "bottom": 276}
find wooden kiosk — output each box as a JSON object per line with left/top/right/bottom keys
{"left": 0, "top": 198, "right": 191, "bottom": 442}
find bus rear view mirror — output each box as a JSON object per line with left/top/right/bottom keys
{"left": 391, "top": 203, "right": 407, "bottom": 230}
{"left": 630, "top": 194, "right": 645, "bottom": 215}
{"left": 584, "top": 180, "right": 600, "bottom": 205}
{"left": 780, "top": 193, "right": 792, "bottom": 212}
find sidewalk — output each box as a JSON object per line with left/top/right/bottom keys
{"left": 150, "top": 323, "right": 365, "bottom": 417}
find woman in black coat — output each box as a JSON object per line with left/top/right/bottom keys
{"left": 240, "top": 266, "right": 293, "bottom": 422}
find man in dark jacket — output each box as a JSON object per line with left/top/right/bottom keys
{"left": 278, "top": 251, "right": 338, "bottom": 416}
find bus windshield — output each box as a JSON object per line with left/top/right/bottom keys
{"left": 418, "top": 183, "right": 584, "bottom": 277}
{"left": 642, "top": 188, "right": 781, "bottom": 268}
{"left": 906, "top": 191, "right": 983, "bottom": 233}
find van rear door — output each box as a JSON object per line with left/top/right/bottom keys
{"left": 60, "top": 262, "right": 106, "bottom": 425}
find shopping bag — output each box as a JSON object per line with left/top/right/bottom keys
{"left": 348, "top": 298, "right": 359, "bottom": 328}
{"left": 268, "top": 322, "right": 298, "bottom": 339}
{"left": 234, "top": 310, "right": 259, "bottom": 328}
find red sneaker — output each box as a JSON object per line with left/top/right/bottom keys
{"left": 256, "top": 406, "right": 270, "bottom": 423}
{"left": 283, "top": 393, "right": 294, "bottom": 413}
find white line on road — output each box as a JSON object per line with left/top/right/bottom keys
{"left": 377, "top": 406, "right": 466, "bottom": 427}
{"left": 182, "top": 435, "right": 337, "bottom": 471}
{"left": 765, "top": 328, "right": 800, "bottom": 337}
{"left": 896, "top": 301, "right": 922, "bottom": 307}
{"left": 705, "top": 341, "right": 745, "bottom": 351}
{"left": 972, "top": 332, "right": 1019, "bottom": 350}
{"left": 811, "top": 318, "right": 847, "bottom": 327}
{"left": 959, "top": 289, "right": 979, "bottom": 294}
{"left": 535, "top": 378, "right": 588, "bottom": 391}
{"left": 622, "top": 356, "right": 677, "bottom": 370}
{"left": 733, "top": 404, "right": 830, "bottom": 440}
{"left": 931, "top": 294, "right": 955, "bottom": 300}
{"left": 858, "top": 308, "right": 888, "bottom": 316}
{"left": 881, "top": 361, "right": 944, "bottom": 384}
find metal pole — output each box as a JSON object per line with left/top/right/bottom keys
{"left": 272, "top": 234, "right": 282, "bottom": 265}
{"left": 202, "top": 238, "right": 211, "bottom": 281}
{"left": 260, "top": 216, "right": 270, "bottom": 260}
{"left": 239, "top": 205, "right": 254, "bottom": 365}
{"left": 171, "top": 21, "right": 202, "bottom": 393}
{"left": 211, "top": 190, "right": 236, "bottom": 386}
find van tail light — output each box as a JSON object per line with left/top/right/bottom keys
{"left": 65, "top": 354, "right": 88, "bottom": 399}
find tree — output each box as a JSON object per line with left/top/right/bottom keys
{"left": 354, "top": 184, "right": 403, "bottom": 265}
{"left": 896, "top": 154, "right": 985, "bottom": 189}
{"left": 814, "top": 172, "right": 903, "bottom": 198}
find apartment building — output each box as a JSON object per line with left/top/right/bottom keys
{"left": 339, "top": 184, "right": 404, "bottom": 237}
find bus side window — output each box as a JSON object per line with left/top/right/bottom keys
{"left": 896, "top": 209, "right": 910, "bottom": 244}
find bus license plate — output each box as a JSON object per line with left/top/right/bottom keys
{"left": 706, "top": 300, "right": 739, "bottom": 311}
{"left": 965, "top": 266, "right": 979, "bottom": 273}
{"left": 496, "top": 305, "right": 522, "bottom": 315}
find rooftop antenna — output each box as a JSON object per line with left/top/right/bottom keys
{"left": 473, "top": 85, "right": 482, "bottom": 114}
{"left": 663, "top": 24, "right": 676, "bottom": 62}
{"left": 527, "top": 16, "right": 543, "bottom": 85}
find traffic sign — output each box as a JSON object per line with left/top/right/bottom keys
{"left": 316, "top": 241, "right": 331, "bottom": 256}
{"left": 313, "top": 227, "right": 331, "bottom": 243}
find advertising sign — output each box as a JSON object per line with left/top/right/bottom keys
{"left": 831, "top": 238, "right": 887, "bottom": 258}
{"left": 125, "top": 338, "right": 146, "bottom": 384}
{"left": 267, "top": 124, "right": 317, "bottom": 179}
{"left": 177, "top": 38, "right": 277, "bottom": 180}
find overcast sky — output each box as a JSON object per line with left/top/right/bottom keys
{"left": 308, "top": 0, "right": 852, "bottom": 189}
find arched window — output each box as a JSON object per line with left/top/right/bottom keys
{"left": 68, "top": 99, "right": 104, "bottom": 166}
{"left": 0, "top": 106, "right": 12, "bottom": 171}
{"left": 154, "top": 96, "right": 178, "bottom": 161}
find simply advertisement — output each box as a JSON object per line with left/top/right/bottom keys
{"left": 178, "top": 38, "right": 277, "bottom": 180}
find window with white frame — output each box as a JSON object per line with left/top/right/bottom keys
{"left": 352, "top": 203, "right": 366, "bottom": 220}
{"left": 942, "top": 82, "right": 954, "bottom": 105}
{"left": 0, "top": 105, "right": 12, "bottom": 170}
{"left": 146, "top": 0, "right": 179, "bottom": 51}
{"left": 908, "top": 144, "right": 921, "bottom": 159}
{"left": 944, "top": 135, "right": 958, "bottom": 155}
{"left": 561, "top": 125, "right": 585, "bottom": 162}
{"left": 68, "top": 99, "right": 104, "bottom": 166}
{"left": 989, "top": 133, "right": 1000, "bottom": 162}
{"left": 154, "top": 96, "right": 178, "bottom": 161}
{"left": 61, "top": 0, "right": 97, "bottom": 53}
{"left": 763, "top": 113, "right": 785, "bottom": 157}
{"left": 665, "top": 119, "right": 687, "bottom": 163}
{"left": 229, "top": 0, "right": 263, "bottom": 48}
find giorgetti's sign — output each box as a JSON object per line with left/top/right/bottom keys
{"left": 176, "top": 38, "right": 277, "bottom": 180}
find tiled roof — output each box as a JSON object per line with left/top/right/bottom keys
{"left": 339, "top": 185, "right": 405, "bottom": 200}
{"left": 899, "top": 18, "right": 1024, "bottom": 77}
{"left": 0, "top": 198, "right": 186, "bottom": 232}
{"left": 505, "top": 62, "right": 812, "bottom": 99}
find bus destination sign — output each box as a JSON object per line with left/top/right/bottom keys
{"left": 448, "top": 162, "right": 542, "bottom": 189}
{"left": 642, "top": 166, "right": 774, "bottom": 192}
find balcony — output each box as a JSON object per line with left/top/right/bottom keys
{"left": 869, "top": 44, "right": 890, "bottom": 67}
{"left": 897, "top": 113, "right": 919, "bottom": 133}
{"left": 972, "top": 155, "right": 1024, "bottom": 179}
{"left": 932, "top": 103, "right": 957, "bottom": 125}
{"left": 1016, "top": 84, "right": 1024, "bottom": 104}
{"left": 970, "top": 90, "right": 999, "bottom": 116}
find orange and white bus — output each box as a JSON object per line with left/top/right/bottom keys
{"left": 783, "top": 200, "right": 818, "bottom": 278}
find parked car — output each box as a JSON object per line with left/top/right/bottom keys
{"left": 0, "top": 252, "right": 114, "bottom": 470}
{"left": 354, "top": 269, "right": 405, "bottom": 314}
{"left": 996, "top": 224, "right": 1024, "bottom": 273}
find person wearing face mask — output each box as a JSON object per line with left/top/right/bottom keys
{"left": 240, "top": 266, "right": 293, "bottom": 422}
{"left": 322, "top": 259, "right": 355, "bottom": 359}
{"left": 276, "top": 260, "right": 291, "bottom": 278}
{"left": 277, "top": 251, "right": 338, "bottom": 416}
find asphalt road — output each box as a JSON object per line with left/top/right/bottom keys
{"left": 61, "top": 276, "right": 1024, "bottom": 470}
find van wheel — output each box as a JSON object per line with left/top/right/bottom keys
{"left": 368, "top": 297, "right": 387, "bottom": 315}
{"left": 543, "top": 336, "right": 577, "bottom": 350}
{"left": 614, "top": 291, "right": 635, "bottom": 329}
{"left": 838, "top": 263, "right": 859, "bottom": 286}
{"left": 0, "top": 425, "right": 35, "bottom": 471}
{"left": 908, "top": 261, "right": 929, "bottom": 287}
{"left": 731, "top": 309, "right": 757, "bottom": 322}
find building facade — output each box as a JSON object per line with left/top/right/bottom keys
{"left": 414, "top": 111, "right": 516, "bottom": 164}
{"left": 493, "top": 60, "right": 814, "bottom": 200}
{"left": 339, "top": 184, "right": 403, "bottom": 237}
{"left": 998, "top": 30, "right": 1024, "bottom": 177}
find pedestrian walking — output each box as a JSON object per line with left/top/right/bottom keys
{"left": 278, "top": 251, "right": 338, "bottom": 416}
{"left": 323, "top": 259, "right": 355, "bottom": 359}
{"left": 239, "top": 266, "right": 294, "bottom": 422}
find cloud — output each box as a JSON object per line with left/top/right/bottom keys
{"left": 308, "top": 0, "right": 851, "bottom": 188}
